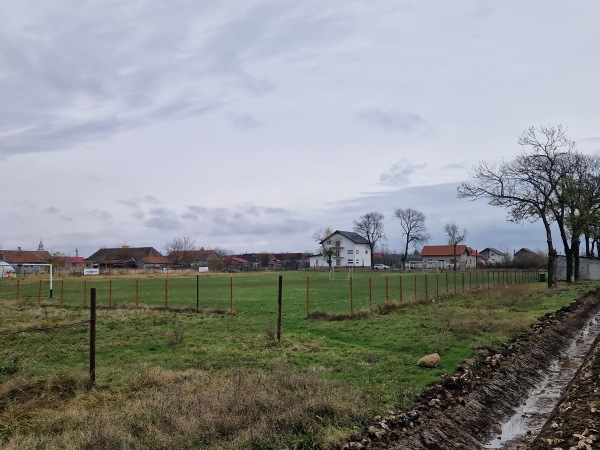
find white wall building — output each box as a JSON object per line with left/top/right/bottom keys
{"left": 310, "top": 230, "right": 371, "bottom": 268}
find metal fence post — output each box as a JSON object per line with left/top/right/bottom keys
{"left": 90, "top": 287, "right": 96, "bottom": 387}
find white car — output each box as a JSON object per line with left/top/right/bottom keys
{"left": 373, "top": 263, "right": 390, "bottom": 270}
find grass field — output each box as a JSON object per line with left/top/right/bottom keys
{"left": 0, "top": 270, "right": 594, "bottom": 449}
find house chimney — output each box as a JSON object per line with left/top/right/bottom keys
{"left": 18, "top": 246, "right": 22, "bottom": 252}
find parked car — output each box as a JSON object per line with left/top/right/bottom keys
{"left": 373, "top": 263, "right": 390, "bottom": 270}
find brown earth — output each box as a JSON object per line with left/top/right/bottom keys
{"left": 339, "top": 289, "right": 600, "bottom": 450}
{"left": 528, "top": 332, "right": 600, "bottom": 449}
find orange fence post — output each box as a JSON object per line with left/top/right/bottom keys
{"left": 454, "top": 272, "right": 457, "bottom": 295}
{"left": 425, "top": 274, "right": 429, "bottom": 301}
{"left": 16, "top": 279, "right": 20, "bottom": 301}
{"left": 399, "top": 277, "right": 403, "bottom": 303}
{"left": 38, "top": 280, "right": 42, "bottom": 305}
{"left": 61, "top": 280, "right": 64, "bottom": 305}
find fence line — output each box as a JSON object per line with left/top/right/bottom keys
{"left": 0, "top": 270, "right": 539, "bottom": 316}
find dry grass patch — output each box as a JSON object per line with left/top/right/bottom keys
{"left": 1, "top": 366, "right": 365, "bottom": 449}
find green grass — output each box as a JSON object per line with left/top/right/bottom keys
{"left": 0, "top": 271, "right": 594, "bottom": 449}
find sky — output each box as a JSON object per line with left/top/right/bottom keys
{"left": 2, "top": 1, "right": 600, "bottom": 258}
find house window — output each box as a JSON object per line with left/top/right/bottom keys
{"left": 365, "top": 250, "right": 368, "bottom": 254}
{"left": 347, "top": 259, "right": 354, "bottom": 264}
{"left": 336, "top": 259, "right": 341, "bottom": 266}
{"left": 326, "top": 240, "right": 332, "bottom": 246}
{"left": 347, "top": 250, "right": 353, "bottom": 255}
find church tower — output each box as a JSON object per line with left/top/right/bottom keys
{"left": 38, "top": 239, "right": 44, "bottom": 251}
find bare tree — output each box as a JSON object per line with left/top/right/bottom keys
{"left": 353, "top": 212, "right": 386, "bottom": 269}
{"left": 393, "top": 208, "right": 430, "bottom": 269}
{"left": 312, "top": 226, "right": 334, "bottom": 269}
{"left": 556, "top": 153, "right": 600, "bottom": 280}
{"left": 458, "top": 125, "right": 573, "bottom": 288}
{"left": 444, "top": 222, "right": 468, "bottom": 271}
{"left": 208, "top": 247, "right": 233, "bottom": 272}
{"left": 164, "top": 236, "right": 198, "bottom": 266}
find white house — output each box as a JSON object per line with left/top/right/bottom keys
{"left": 420, "top": 245, "right": 476, "bottom": 269}
{"left": 480, "top": 248, "right": 506, "bottom": 265}
{"left": 310, "top": 230, "right": 371, "bottom": 268}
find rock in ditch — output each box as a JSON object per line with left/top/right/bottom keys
{"left": 417, "top": 353, "right": 440, "bottom": 368}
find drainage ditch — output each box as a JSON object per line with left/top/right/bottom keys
{"left": 341, "top": 289, "right": 600, "bottom": 450}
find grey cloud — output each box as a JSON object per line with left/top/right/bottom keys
{"left": 227, "top": 113, "right": 261, "bottom": 130}
{"left": 358, "top": 108, "right": 429, "bottom": 133}
{"left": 88, "top": 209, "right": 113, "bottom": 220}
{"left": 379, "top": 159, "right": 427, "bottom": 186}
{"left": 0, "top": 116, "right": 131, "bottom": 158}
{"left": 145, "top": 217, "right": 182, "bottom": 231}
{"left": 44, "top": 206, "right": 74, "bottom": 222}
{"left": 443, "top": 163, "right": 467, "bottom": 170}
{"left": 117, "top": 195, "right": 160, "bottom": 208}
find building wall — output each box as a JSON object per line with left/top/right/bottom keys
{"left": 311, "top": 233, "right": 372, "bottom": 268}
{"left": 557, "top": 256, "right": 600, "bottom": 280}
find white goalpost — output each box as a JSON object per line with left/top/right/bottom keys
{"left": 329, "top": 265, "right": 353, "bottom": 280}
{"left": 408, "top": 260, "right": 444, "bottom": 272}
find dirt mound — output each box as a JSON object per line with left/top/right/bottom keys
{"left": 340, "top": 290, "right": 600, "bottom": 450}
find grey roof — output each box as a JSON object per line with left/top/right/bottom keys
{"left": 321, "top": 230, "right": 369, "bottom": 245}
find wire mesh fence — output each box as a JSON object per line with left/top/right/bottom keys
{"left": 0, "top": 270, "right": 539, "bottom": 315}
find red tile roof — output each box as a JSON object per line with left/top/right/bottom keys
{"left": 0, "top": 250, "right": 45, "bottom": 264}
{"left": 421, "top": 245, "right": 468, "bottom": 257}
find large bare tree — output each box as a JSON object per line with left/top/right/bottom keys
{"left": 312, "top": 226, "right": 334, "bottom": 269}
{"left": 458, "top": 124, "right": 573, "bottom": 288}
{"left": 557, "top": 153, "right": 600, "bottom": 280}
{"left": 443, "top": 222, "right": 468, "bottom": 271}
{"left": 353, "top": 212, "right": 386, "bottom": 269}
{"left": 164, "top": 236, "right": 198, "bottom": 266}
{"left": 393, "top": 208, "right": 430, "bottom": 269}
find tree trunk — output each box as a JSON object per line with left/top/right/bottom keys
{"left": 557, "top": 218, "right": 573, "bottom": 282}
{"left": 547, "top": 247, "right": 558, "bottom": 288}
{"left": 543, "top": 217, "right": 558, "bottom": 288}
{"left": 453, "top": 244, "right": 457, "bottom": 271}
{"left": 572, "top": 237, "right": 581, "bottom": 281}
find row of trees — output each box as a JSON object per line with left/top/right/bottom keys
{"left": 458, "top": 124, "right": 600, "bottom": 287}
{"left": 314, "top": 210, "right": 470, "bottom": 271}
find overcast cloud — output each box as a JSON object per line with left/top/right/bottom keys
{"left": 1, "top": 1, "right": 599, "bottom": 257}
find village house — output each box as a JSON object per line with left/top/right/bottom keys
{"left": 420, "top": 245, "right": 485, "bottom": 269}
{"left": 86, "top": 246, "right": 170, "bottom": 269}
{"left": 480, "top": 247, "right": 507, "bottom": 265}
{"left": 310, "top": 230, "right": 371, "bottom": 268}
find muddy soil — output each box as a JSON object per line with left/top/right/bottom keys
{"left": 528, "top": 331, "right": 600, "bottom": 450}
{"left": 340, "top": 289, "right": 600, "bottom": 450}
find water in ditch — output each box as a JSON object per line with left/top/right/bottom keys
{"left": 484, "top": 314, "right": 600, "bottom": 448}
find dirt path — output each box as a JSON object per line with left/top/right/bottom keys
{"left": 340, "top": 289, "right": 600, "bottom": 450}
